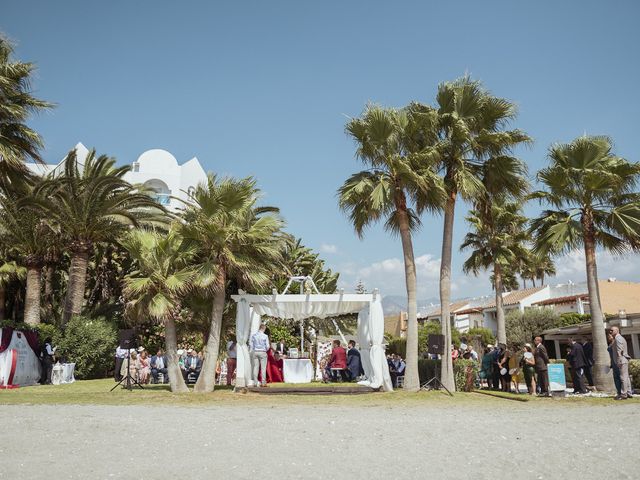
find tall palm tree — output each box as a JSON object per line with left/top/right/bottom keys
{"left": 36, "top": 149, "right": 163, "bottom": 325}
{"left": 530, "top": 135, "right": 640, "bottom": 392}
{"left": 180, "top": 175, "right": 286, "bottom": 393}
{"left": 0, "top": 37, "right": 52, "bottom": 191}
{"left": 0, "top": 185, "right": 53, "bottom": 325}
{"left": 122, "top": 228, "right": 196, "bottom": 393}
{"left": 338, "top": 105, "right": 445, "bottom": 392}
{"left": 461, "top": 200, "right": 528, "bottom": 344}
{"left": 419, "top": 77, "right": 530, "bottom": 390}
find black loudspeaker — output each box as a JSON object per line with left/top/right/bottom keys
{"left": 427, "top": 334, "right": 445, "bottom": 355}
{"left": 118, "top": 329, "right": 136, "bottom": 349}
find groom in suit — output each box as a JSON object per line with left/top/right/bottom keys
{"left": 347, "top": 340, "right": 364, "bottom": 381}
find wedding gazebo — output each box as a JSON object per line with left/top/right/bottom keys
{"left": 230, "top": 280, "right": 393, "bottom": 392}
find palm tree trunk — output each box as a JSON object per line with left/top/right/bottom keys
{"left": 0, "top": 286, "right": 5, "bottom": 321}
{"left": 24, "top": 265, "right": 42, "bottom": 325}
{"left": 531, "top": 277, "right": 536, "bottom": 287}
{"left": 540, "top": 273, "right": 544, "bottom": 286}
{"left": 165, "top": 314, "right": 189, "bottom": 393}
{"left": 44, "top": 265, "right": 54, "bottom": 318}
{"left": 494, "top": 264, "right": 506, "bottom": 344}
{"left": 395, "top": 192, "right": 419, "bottom": 392}
{"left": 62, "top": 249, "right": 89, "bottom": 326}
{"left": 521, "top": 278, "right": 526, "bottom": 289}
{"left": 582, "top": 216, "right": 615, "bottom": 393}
{"left": 439, "top": 193, "right": 456, "bottom": 392}
{"left": 194, "top": 271, "right": 226, "bottom": 393}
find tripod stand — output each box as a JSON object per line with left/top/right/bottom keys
{"left": 110, "top": 351, "right": 144, "bottom": 391}
{"left": 420, "top": 358, "right": 453, "bottom": 396}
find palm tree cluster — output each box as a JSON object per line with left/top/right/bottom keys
{"left": 0, "top": 41, "right": 341, "bottom": 393}
{"left": 340, "top": 77, "right": 640, "bottom": 393}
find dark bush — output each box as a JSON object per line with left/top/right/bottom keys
{"left": 57, "top": 315, "right": 117, "bottom": 379}
{"left": 387, "top": 337, "right": 406, "bottom": 358}
{"left": 629, "top": 359, "right": 640, "bottom": 390}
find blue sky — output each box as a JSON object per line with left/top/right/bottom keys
{"left": 4, "top": 1, "right": 640, "bottom": 299}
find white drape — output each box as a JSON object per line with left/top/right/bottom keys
{"left": 356, "top": 308, "right": 373, "bottom": 380}
{"left": 250, "top": 297, "right": 370, "bottom": 321}
{"left": 370, "top": 296, "right": 393, "bottom": 391}
{"left": 235, "top": 300, "right": 252, "bottom": 388}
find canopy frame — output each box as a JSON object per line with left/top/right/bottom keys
{"left": 230, "top": 289, "right": 393, "bottom": 391}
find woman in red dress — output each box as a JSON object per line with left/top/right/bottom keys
{"left": 266, "top": 348, "right": 284, "bottom": 383}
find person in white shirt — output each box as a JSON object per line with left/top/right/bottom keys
{"left": 41, "top": 337, "right": 57, "bottom": 385}
{"left": 114, "top": 346, "right": 128, "bottom": 382}
{"left": 250, "top": 324, "right": 270, "bottom": 387}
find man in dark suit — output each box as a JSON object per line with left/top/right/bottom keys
{"left": 581, "top": 339, "right": 594, "bottom": 387}
{"left": 182, "top": 349, "right": 202, "bottom": 383}
{"left": 568, "top": 337, "right": 588, "bottom": 394}
{"left": 347, "top": 340, "right": 364, "bottom": 381}
{"left": 534, "top": 336, "right": 550, "bottom": 396}
{"left": 150, "top": 348, "right": 169, "bottom": 384}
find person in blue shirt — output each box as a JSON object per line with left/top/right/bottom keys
{"left": 250, "top": 324, "right": 270, "bottom": 386}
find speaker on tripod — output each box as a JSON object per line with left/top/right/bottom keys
{"left": 420, "top": 333, "right": 453, "bottom": 395}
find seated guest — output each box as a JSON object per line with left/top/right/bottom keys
{"left": 388, "top": 354, "right": 398, "bottom": 387}
{"left": 150, "top": 349, "right": 169, "bottom": 384}
{"left": 182, "top": 349, "right": 202, "bottom": 383}
{"left": 138, "top": 349, "right": 151, "bottom": 384}
{"left": 396, "top": 356, "right": 406, "bottom": 377}
{"left": 328, "top": 340, "right": 349, "bottom": 382}
{"left": 120, "top": 350, "right": 139, "bottom": 381}
{"left": 347, "top": 340, "right": 364, "bottom": 381}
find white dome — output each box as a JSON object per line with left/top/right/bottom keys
{"left": 135, "top": 149, "right": 179, "bottom": 170}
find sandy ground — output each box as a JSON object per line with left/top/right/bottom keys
{"left": 1, "top": 402, "right": 638, "bottom": 480}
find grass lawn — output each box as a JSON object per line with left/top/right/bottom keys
{"left": 1, "top": 379, "right": 636, "bottom": 407}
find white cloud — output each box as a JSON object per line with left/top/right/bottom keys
{"left": 553, "top": 250, "right": 640, "bottom": 284}
{"left": 319, "top": 243, "right": 338, "bottom": 254}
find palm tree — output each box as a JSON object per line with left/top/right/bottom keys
{"left": 530, "top": 135, "right": 640, "bottom": 392}
{"left": 0, "top": 260, "right": 26, "bottom": 320}
{"left": 36, "top": 149, "right": 163, "bottom": 325}
{"left": 0, "top": 37, "right": 52, "bottom": 191}
{"left": 461, "top": 200, "right": 528, "bottom": 344}
{"left": 420, "top": 77, "right": 530, "bottom": 390}
{"left": 531, "top": 251, "right": 556, "bottom": 286}
{"left": 180, "top": 175, "right": 286, "bottom": 393}
{"left": 122, "top": 228, "right": 196, "bottom": 393}
{"left": 338, "top": 105, "right": 445, "bottom": 392}
{"left": 0, "top": 185, "right": 54, "bottom": 325}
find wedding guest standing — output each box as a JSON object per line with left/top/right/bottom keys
{"left": 521, "top": 344, "right": 536, "bottom": 395}
{"left": 611, "top": 326, "right": 633, "bottom": 400}
{"left": 607, "top": 333, "right": 622, "bottom": 398}
{"left": 250, "top": 324, "right": 269, "bottom": 387}
{"left": 347, "top": 340, "right": 364, "bottom": 381}
{"left": 41, "top": 337, "right": 56, "bottom": 385}
{"left": 534, "top": 336, "right": 550, "bottom": 396}
{"left": 226, "top": 340, "right": 237, "bottom": 386}
{"left": 114, "top": 345, "right": 128, "bottom": 382}
{"left": 568, "top": 337, "right": 588, "bottom": 394}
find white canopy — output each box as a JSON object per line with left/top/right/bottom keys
{"left": 231, "top": 291, "right": 393, "bottom": 392}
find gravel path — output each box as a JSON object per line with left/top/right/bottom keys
{"left": 1, "top": 402, "right": 638, "bottom": 480}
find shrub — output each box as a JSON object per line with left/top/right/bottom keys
{"left": 466, "top": 327, "right": 495, "bottom": 347}
{"left": 556, "top": 313, "right": 590, "bottom": 327}
{"left": 629, "top": 360, "right": 640, "bottom": 390}
{"left": 387, "top": 337, "right": 406, "bottom": 358}
{"left": 453, "top": 359, "right": 478, "bottom": 392}
{"left": 506, "top": 308, "right": 559, "bottom": 348}
{"left": 57, "top": 315, "right": 117, "bottom": 379}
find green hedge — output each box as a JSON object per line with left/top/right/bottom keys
{"left": 630, "top": 360, "right": 640, "bottom": 390}
{"left": 57, "top": 315, "right": 117, "bottom": 379}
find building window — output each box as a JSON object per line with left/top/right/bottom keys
{"left": 187, "top": 186, "right": 195, "bottom": 198}
{"left": 132, "top": 162, "right": 140, "bottom": 172}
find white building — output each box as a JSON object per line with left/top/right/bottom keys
{"left": 26, "top": 142, "right": 208, "bottom": 211}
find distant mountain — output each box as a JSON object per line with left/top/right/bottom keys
{"left": 382, "top": 295, "right": 439, "bottom": 315}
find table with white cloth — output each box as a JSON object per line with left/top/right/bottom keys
{"left": 51, "top": 362, "right": 76, "bottom": 385}
{"left": 282, "top": 358, "right": 313, "bottom": 383}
